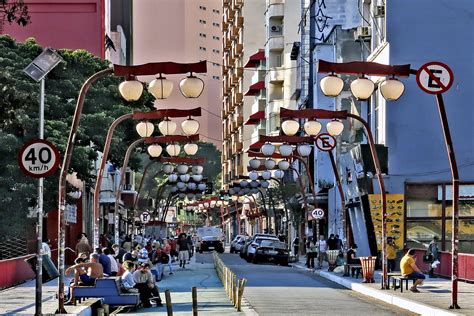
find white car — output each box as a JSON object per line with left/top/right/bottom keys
{"left": 230, "top": 235, "right": 248, "bottom": 253}
{"left": 246, "top": 236, "right": 279, "bottom": 262}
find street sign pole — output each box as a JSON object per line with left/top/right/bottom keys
{"left": 35, "top": 78, "right": 45, "bottom": 316}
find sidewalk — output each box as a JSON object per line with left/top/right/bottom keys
{"left": 128, "top": 256, "right": 244, "bottom": 315}
{"left": 291, "top": 258, "right": 474, "bottom": 316}
{"left": 0, "top": 276, "right": 92, "bottom": 316}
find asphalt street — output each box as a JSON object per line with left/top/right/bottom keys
{"left": 218, "top": 252, "right": 416, "bottom": 316}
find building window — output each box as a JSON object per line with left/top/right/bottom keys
{"left": 212, "top": 49, "right": 220, "bottom": 53}
{"left": 199, "top": 47, "right": 207, "bottom": 51}
{"left": 213, "top": 9, "right": 220, "bottom": 14}
{"left": 212, "top": 75, "right": 220, "bottom": 80}
{"left": 212, "top": 36, "right": 220, "bottom": 40}
{"left": 199, "top": 19, "right": 206, "bottom": 24}
{"left": 212, "top": 22, "right": 220, "bottom": 27}
{"left": 199, "top": 6, "right": 206, "bottom": 10}
{"left": 199, "top": 33, "right": 207, "bottom": 38}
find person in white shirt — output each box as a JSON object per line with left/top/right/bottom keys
{"left": 41, "top": 239, "right": 52, "bottom": 257}
{"left": 104, "top": 248, "right": 119, "bottom": 276}
{"left": 316, "top": 235, "right": 327, "bottom": 269}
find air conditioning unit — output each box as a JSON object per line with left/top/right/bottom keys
{"left": 355, "top": 26, "right": 371, "bottom": 39}
{"left": 374, "top": 5, "right": 385, "bottom": 18}
{"left": 270, "top": 25, "right": 282, "bottom": 33}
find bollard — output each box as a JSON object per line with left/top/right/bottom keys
{"left": 192, "top": 286, "right": 198, "bottom": 316}
{"left": 103, "top": 304, "right": 109, "bottom": 315}
{"left": 232, "top": 273, "right": 237, "bottom": 306}
{"left": 97, "top": 308, "right": 104, "bottom": 316}
{"left": 236, "top": 278, "right": 247, "bottom": 311}
{"left": 165, "top": 289, "right": 173, "bottom": 316}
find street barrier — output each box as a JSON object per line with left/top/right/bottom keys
{"left": 212, "top": 252, "right": 247, "bottom": 311}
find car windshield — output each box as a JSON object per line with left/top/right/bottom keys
{"left": 202, "top": 236, "right": 219, "bottom": 241}
{"left": 255, "top": 237, "right": 279, "bottom": 245}
{"left": 259, "top": 240, "right": 287, "bottom": 249}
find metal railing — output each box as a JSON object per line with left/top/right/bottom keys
{"left": 212, "top": 252, "right": 247, "bottom": 311}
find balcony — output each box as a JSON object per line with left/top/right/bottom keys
{"left": 231, "top": 25, "right": 240, "bottom": 39}
{"left": 234, "top": 0, "right": 243, "bottom": 9}
{"left": 251, "top": 70, "right": 265, "bottom": 84}
{"left": 268, "top": 67, "right": 285, "bottom": 82}
{"left": 236, "top": 16, "right": 244, "bottom": 28}
{"left": 234, "top": 43, "right": 243, "bottom": 56}
{"left": 251, "top": 98, "right": 266, "bottom": 114}
{"left": 266, "top": 35, "right": 284, "bottom": 51}
{"left": 233, "top": 92, "right": 243, "bottom": 105}
{"left": 267, "top": 2, "right": 284, "bottom": 17}
{"left": 233, "top": 141, "right": 243, "bottom": 153}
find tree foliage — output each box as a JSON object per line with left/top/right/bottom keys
{"left": 0, "top": 0, "right": 30, "bottom": 26}
{"left": 0, "top": 36, "right": 153, "bottom": 236}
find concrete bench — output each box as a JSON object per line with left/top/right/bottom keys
{"left": 343, "top": 264, "right": 362, "bottom": 278}
{"left": 73, "top": 277, "right": 140, "bottom": 307}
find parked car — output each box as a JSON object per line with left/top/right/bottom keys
{"left": 253, "top": 240, "right": 289, "bottom": 265}
{"left": 239, "top": 234, "right": 279, "bottom": 260}
{"left": 198, "top": 236, "right": 224, "bottom": 253}
{"left": 230, "top": 235, "right": 248, "bottom": 253}
{"left": 245, "top": 236, "right": 280, "bottom": 262}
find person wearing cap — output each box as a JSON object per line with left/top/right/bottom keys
{"left": 137, "top": 248, "right": 150, "bottom": 264}
{"left": 133, "top": 262, "right": 163, "bottom": 308}
{"left": 387, "top": 236, "right": 399, "bottom": 272}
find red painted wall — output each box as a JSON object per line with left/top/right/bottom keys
{"left": 413, "top": 249, "right": 474, "bottom": 282}
{"left": 0, "top": 255, "right": 36, "bottom": 289}
{"left": 1, "top": 0, "right": 104, "bottom": 57}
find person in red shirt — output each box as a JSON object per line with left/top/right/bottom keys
{"left": 163, "top": 239, "right": 174, "bottom": 275}
{"left": 168, "top": 236, "right": 178, "bottom": 262}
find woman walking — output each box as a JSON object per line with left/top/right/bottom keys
{"left": 177, "top": 233, "right": 189, "bottom": 269}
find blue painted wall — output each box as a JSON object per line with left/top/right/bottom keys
{"left": 385, "top": 0, "right": 474, "bottom": 193}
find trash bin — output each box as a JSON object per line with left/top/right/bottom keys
{"left": 326, "top": 250, "right": 340, "bottom": 272}
{"left": 359, "top": 256, "right": 376, "bottom": 283}
{"left": 26, "top": 255, "right": 59, "bottom": 283}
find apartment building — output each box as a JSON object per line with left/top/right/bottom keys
{"left": 132, "top": 0, "right": 223, "bottom": 148}
{"left": 221, "top": 0, "right": 266, "bottom": 188}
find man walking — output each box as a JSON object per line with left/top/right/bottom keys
{"left": 387, "top": 237, "right": 399, "bottom": 272}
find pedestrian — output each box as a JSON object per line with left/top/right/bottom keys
{"left": 122, "top": 235, "right": 132, "bottom": 252}
{"left": 346, "top": 244, "right": 359, "bottom": 277}
{"left": 335, "top": 235, "right": 343, "bottom": 251}
{"left": 400, "top": 249, "right": 426, "bottom": 293}
{"left": 292, "top": 235, "right": 300, "bottom": 257}
{"left": 305, "top": 237, "right": 317, "bottom": 269}
{"left": 169, "top": 236, "right": 178, "bottom": 262}
{"left": 120, "top": 261, "right": 138, "bottom": 293}
{"left": 162, "top": 240, "right": 174, "bottom": 275}
{"left": 326, "top": 234, "right": 338, "bottom": 250}
{"left": 41, "top": 239, "right": 52, "bottom": 257}
{"left": 427, "top": 236, "right": 439, "bottom": 278}
{"left": 65, "top": 253, "right": 103, "bottom": 304}
{"left": 186, "top": 235, "right": 194, "bottom": 261}
{"left": 177, "top": 233, "right": 189, "bottom": 269}
{"left": 104, "top": 248, "right": 118, "bottom": 276}
{"left": 112, "top": 243, "right": 127, "bottom": 264}
{"left": 152, "top": 245, "right": 169, "bottom": 282}
{"left": 133, "top": 262, "right": 163, "bottom": 308}
{"left": 75, "top": 234, "right": 92, "bottom": 257}
{"left": 316, "top": 234, "right": 327, "bottom": 269}
{"left": 387, "top": 237, "right": 399, "bottom": 272}
{"left": 123, "top": 250, "right": 139, "bottom": 263}
{"left": 94, "top": 247, "right": 111, "bottom": 276}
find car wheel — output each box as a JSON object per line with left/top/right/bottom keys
{"left": 252, "top": 255, "right": 259, "bottom": 264}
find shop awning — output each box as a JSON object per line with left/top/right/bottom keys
{"left": 244, "top": 81, "right": 265, "bottom": 96}
{"left": 244, "top": 50, "right": 265, "bottom": 68}
{"left": 248, "top": 141, "right": 264, "bottom": 151}
{"left": 245, "top": 111, "right": 265, "bottom": 125}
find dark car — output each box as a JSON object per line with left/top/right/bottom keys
{"left": 253, "top": 240, "right": 289, "bottom": 265}
{"left": 199, "top": 236, "right": 224, "bottom": 253}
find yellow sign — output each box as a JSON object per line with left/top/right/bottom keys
{"left": 368, "top": 194, "right": 404, "bottom": 250}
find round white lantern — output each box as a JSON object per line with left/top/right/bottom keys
{"left": 249, "top": 158, "right": 261, "bottom": 170}
{"left": 319, "top": 74, "right": 344, "bottom": 97}
{"left": 279, "top": 144, "right": 293, "bottom": 157}
{"left": 118, "top": 79, "right": 143, "bottom": 101}
{"left": 350, "top": 76, "right": 375, "bottom": 100}
{"left": 265, "top": 159, "right": 276, "bottom": 170}
{"left": 261, "top": 171, "right": 271, "bottom": 180}
{"left": 297, "top": 144, "right": 312, "bottom": 157}
{"left": 147, "top": 144, "right": 162, "bottom": 158}
{"left": 261, "top": 143, "right": 275, "bottom": 156}
{"left": 281, "top": 119, "right": 300, "bottom": 136}
{"left": 278, "top": 160, "right": 290, "bottom": 171}
{"left": 184, "top": 143, "right": 198, "bottom": 155}
{"left": 162, "top": 163, "right": 174, "bottom": 174}
{"left": 158, "top": 120, "right": 177, "bottom": 136}
{"left": 192, "top": 165, "right": 204, "bottom": 174}
{"left": 303, "top": 120, "right": 322, "bottom": 136}
{"left": 177, "top": 164, "right": 189, "bottom": 174}
{"left": 136, "top": 121, "right": 154, "bottom": 137}
{"left": 181, "top": 118, "right": 200, "bottom": 136}
{"left": 148, "top": 75, "right": 173, "bottom": 99}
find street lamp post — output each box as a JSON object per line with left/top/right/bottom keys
{"left": 56, "top": 61, "right": 206, "bottom": 312}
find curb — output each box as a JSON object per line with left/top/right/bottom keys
{"left": 291, "top": 263, "right": 461, "bottom": 316}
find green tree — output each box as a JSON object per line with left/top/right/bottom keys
{"left": 0, "top": 36, "right": 153, "bottom": 236}
{"left": 0, "top": 0, "right": 30, "bottom": 26}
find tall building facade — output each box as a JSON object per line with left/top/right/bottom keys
{"left": 131, "top": 0, "right": 223, "bottom": 148}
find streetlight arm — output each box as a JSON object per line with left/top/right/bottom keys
{"left": 56, "top": 67, "right": 113, "bottom": 314}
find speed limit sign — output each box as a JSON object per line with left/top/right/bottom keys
{"left": 311, "top": 208, "right": 325, "bottom": 220}
{"left": 18, "top": 139, "right": 61, "bottom": 178}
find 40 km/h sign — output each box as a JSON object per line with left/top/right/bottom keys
{"left": 311, "top": 208, "right": 325, "bottom": 220}
{"left": 18, "top": 139, "right": 61, "bottom": 178}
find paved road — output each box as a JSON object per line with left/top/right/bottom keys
{"left": 219, "top": 253, "right": 416, "bottom": 316}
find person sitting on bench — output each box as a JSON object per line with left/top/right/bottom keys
{"left": 64, "top": 253, "right": 104, "bottom": 304}
{"left": 133, "top": 262, "right": 163, "bottom": 308}
{"left": 346, "top": 244, "right": 360, "bottom": 277}
{"left": 400, "top": 248, "right": 425, "bottom": 293}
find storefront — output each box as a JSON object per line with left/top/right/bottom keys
{"left": 404, "top": 183, "right": 474, "bottom": 253}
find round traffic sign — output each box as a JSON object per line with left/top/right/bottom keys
{"left": 18, "top": 139, "right": 61, "bottom": 178}
{"left": 416, "top": 61, "right": 454, "bottom": 94}
{"left": 315, "top": 133, "right": 337, "bottom": 152}
{"left": 311, "top": 208, "right": 325, "bottom": 220}
{"left": 140, "top": 211, "right": 151, "bottom": 224}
